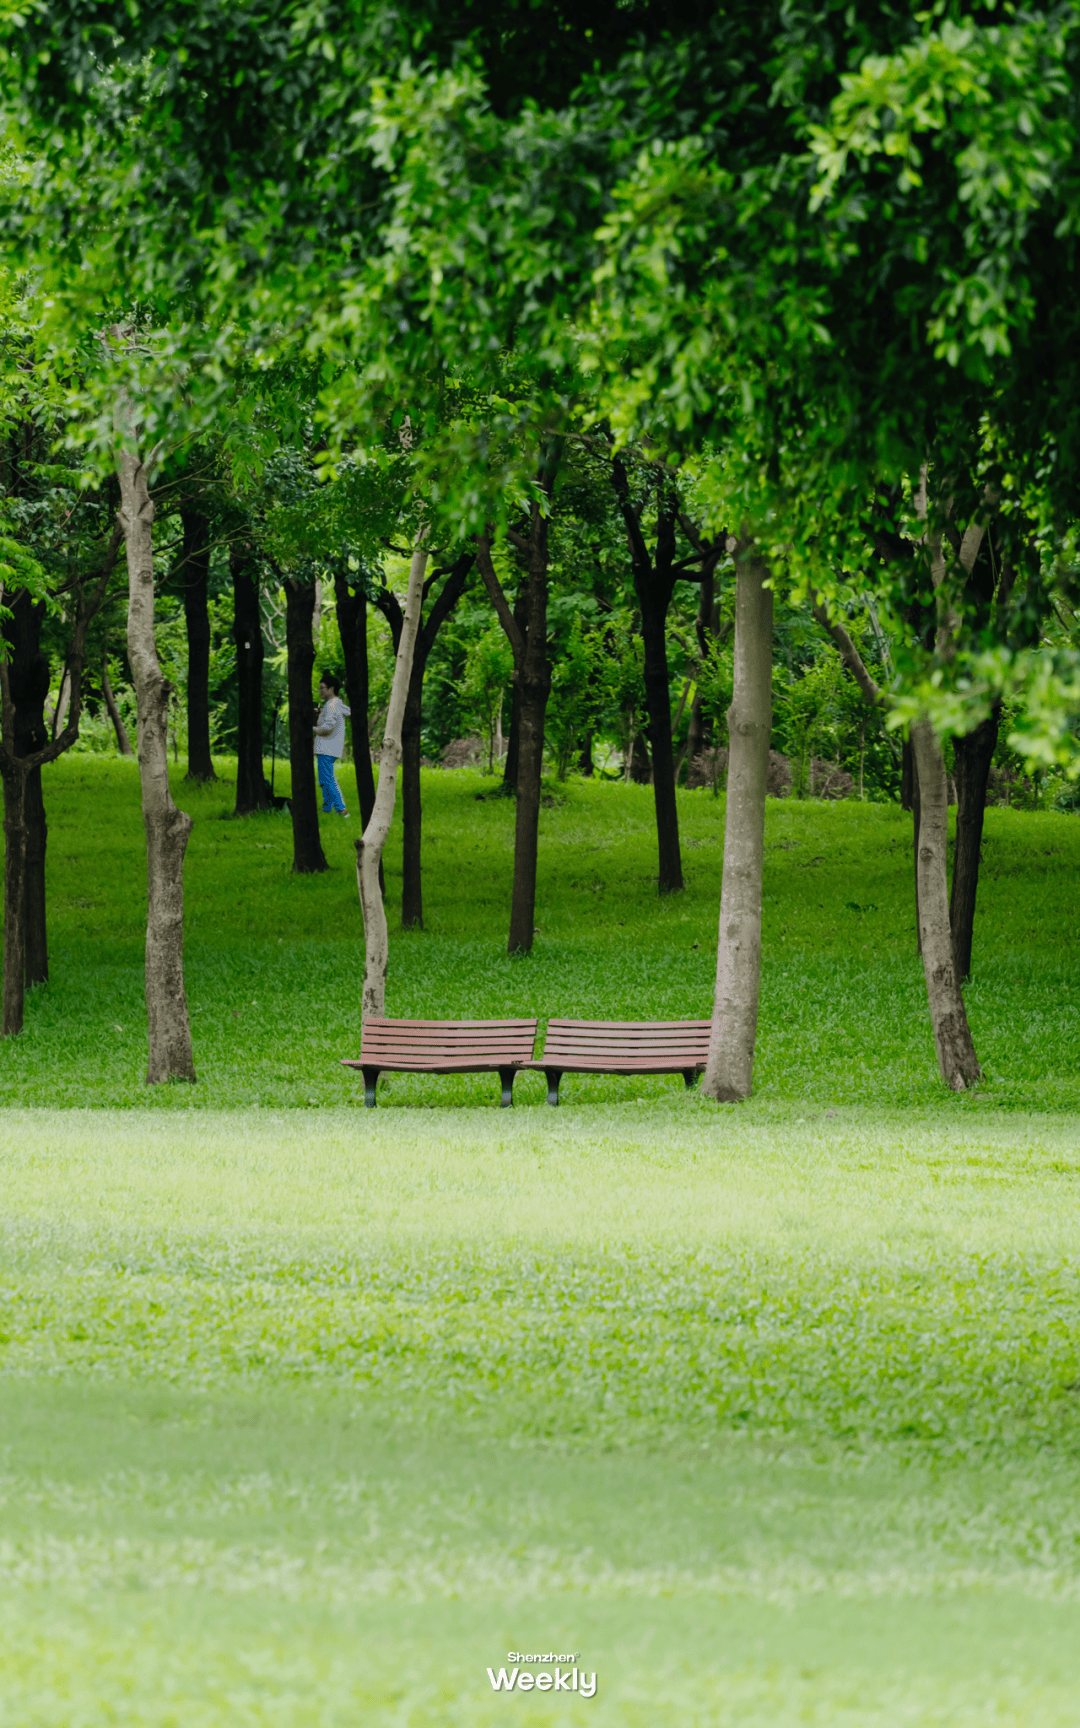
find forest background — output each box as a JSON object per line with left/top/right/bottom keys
{"left": 2, "top": 0, "right": 1080, "bottom": 1094}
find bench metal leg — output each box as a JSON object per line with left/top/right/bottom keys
{"left": 545, "top": 1069, "right": 562, "bottom": 1107}
{"left": 362, "top": 1066, "right": 380, "bottom": 1108}
{"left": 498, "top": 1068, "right": 515, "bottom": 1108}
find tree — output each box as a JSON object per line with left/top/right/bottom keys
{"left": 231, "top": 540, "right": 269, "bottom": 815}
{"left": 701, "top": 546, "right": 772, "bottom": 1102}
{"left": 178, "top": 503, "right": 217, "bottom": 781}
{"left": 476, "top": 449, "right": 560, "bottom": 957}
{"left": 0, "top": 507, "right": 116, "bottom": 1034}
{"left": 374, "top": 549, "right": 475, "bottom": 927}
{"left": 609, "top": 453, "right": 688, "bottom": 892}
{"left": 113, "top": 376, "right": 197, "bottom": 1082}
{"left": 281, "top": 573, "right": 328, "bottom": 874}
{"left": 333, "top": 567, "right": 378, "bottom": 830}
{"left": 356, "top": 539, "right": 428, "bottom": 1017}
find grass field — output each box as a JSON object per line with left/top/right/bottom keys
{"left": 1, "top": 757, "right": 1079, "bottom": 1724}
{"left": 1, "top": 753, "right": 1077, "bottom": 1110}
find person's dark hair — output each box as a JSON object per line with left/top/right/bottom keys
{"left": 319, "top": 671, "right": 341, "bottom": 694}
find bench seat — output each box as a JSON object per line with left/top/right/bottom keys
{"left": 342, "top": 1017, "right": 538, "bottom": 1107}
{"left": 525, "top": 1018, "right": 711, "bottom": 1105}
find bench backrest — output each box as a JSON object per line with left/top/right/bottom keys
{"left": 540, "top": 1018, "right": 711, "bottom": 1067}
{"left": 361, "top": 1017, "right": 538, "bottom": 1068}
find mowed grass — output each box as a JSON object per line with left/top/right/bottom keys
{"left": 3, "top": 1109, "right": 1080, "bottom": 1724}
{"left": 0, "top": 752, "right": 1077, "bottom": 1110}
{"left": 1, "top": 757, "right": 1080, "bottom": 1723}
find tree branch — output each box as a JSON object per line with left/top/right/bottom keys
{"left": 809, "top": 591, "right": 884, "bottom": 709}
{"left": 476, "top": 533, "right": 524, "bottom": 662}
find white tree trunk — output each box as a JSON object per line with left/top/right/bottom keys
{"left": 702, "top": 551, "right": 773, "bottom": 1102}
{"left": 356, "top": 536, "right": 428, "bottom": 1019}
{"left": 116, "top": 436, "right": 196, "bottom": 1083}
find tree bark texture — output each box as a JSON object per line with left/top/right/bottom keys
{"left": 910, "top": 718, "right": 982, "bottom": 1089}
{"left": 499, "top": 589, "right": 528, "bottom": 795}
{"left": 477, "top": 501, "right": 555, "bottom": 957}
{"left": 5, "top": 592, "right": 51, "bottom": 986}
{"left": 51, "top": 666, "right": 70, "bottom": 740}
{"left": 702, "top": 553, "right": 773, "bottom": 1103}
{"left": 23, "top": 768, "right": 47, "bottom": 986}
{"left": 949, "top": 704, "right": 1000, "bottom": 982}
{"left": 1, "top": 767, "right": 29, "bottom": 1034}
{"left": 509, "top": 635, "right": 550, "bottom": 954}
{"left": 284, "top": 578, "right": 327, "bottom": 873}
{"left": 180, "top": 507, "right": 216, "bottom": 781}
{"left": 334, "top": 570, "right": 377, "bottom": 830}
{"left": 611, "top": 458, "right": 683, "bottom": 892}
{"left": 232, "top": 545, "right": 268, "bottom": 815}
{"left": 356, "top": 539, "right": 429, "bottom": 1019}
{"left": 398, "top": 552, "right": 473, "bottom": 930}
{"left": 117, "top": 444, "right": 197, "bottom": 1083}
{"left": 102, "top": 656, "right": 134, "bottom": 756}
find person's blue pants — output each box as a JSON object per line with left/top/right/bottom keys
{"left": 317, "top": 753, "right": 346, "bottom": 813}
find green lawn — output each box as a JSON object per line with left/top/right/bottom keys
{"left": 2, "top": 753, "right": 1077, "bottom": 1110}
{"left": 1, "top": 758, "right": 1079, "bottom": 1723}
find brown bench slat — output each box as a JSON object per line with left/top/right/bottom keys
{"left": 361, "top": 1017, "right": 535, "bottom": 1030}
{"left": 360, "top": 1038, "right": 533, "bottom": 1054}
{"left": 525, "top": 1018, "right": 710, "bottom": 1105}
{"left": 542, "top": 1019, "right": 712, "bottom": 1031}
{"left": 343, "top": 1017, "right": 538, "bottom": 1109}
{"left": 541, "top": 1036, "right": 709, "bottom": 1051}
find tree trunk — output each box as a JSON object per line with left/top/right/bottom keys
{"left": 1, "top": 766, "right": 29, "bottom": 1034}
{"left": 284, "top": 578, "right": 327, "bottom": 873}
{"left": 910, "top": 717, "right": 982, "bottom": 1089}
{"left": 51, "top": 666, "right": 70, "bottom": 740}
{"left": 23, "top": 768, "right": 47, "bottom": 987}
{"left": 639, "top": 599, "right": 683, "bottom": 889}
{"left": 611, "top": 458, "right": 683, "bottom": 891}
{"left": 949, "top": 704, "right": 1000, "bottom": 982}
{"left": 499, "top": 590, "right": 528, "bottom": 795}
{"left": 578, "top": 731, "right": 594, "bottom": 776}
{"left": 683, "top": 692, "right": 705, "bottom": 773}
{"left": 629, "top": 729, "right": 652, "bottom": 783}
{"left": 912, "top": 749, "right": 922, "bottom": 957}
{"left": 232, "top": 545, "right": 268, "bottom": 815}
{"left": 509, "top": 649, "right": 551, "bottom": 955}
{"left": 400, "top": 664, "right": 424, "bottom": 928}
{"left": 5, "top": 592, "right": 51, "bottom": 986}
{"left": 334, "top": 571, "right": 377, "bottom": 830}
{"left": 702, "top": 552, "right": 773, "bottom": 1103}
{"left": 102, "top": 656, "right": 134, "bottom": 756}
{"left": 181, "top": 507, "right": 216, "bottom": 781}
{"left": 356, "top": 539, "right": 428, "bottom": 1019}
{"left": 397, "top": 551, "right": 473, "bottom": 930}
{"left": 116, "top": 443, "right": 197, "bottom": 1084}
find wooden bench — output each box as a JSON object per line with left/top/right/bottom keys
{"left": 342, "top": 1017, "right": 538, "bottom": 1108}
{"left": 526, "top": 1018, "right": 711, "bottom": 1106}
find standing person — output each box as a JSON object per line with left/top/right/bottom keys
{"left": 313, "top": 673, "right": 351, "bottom": 816}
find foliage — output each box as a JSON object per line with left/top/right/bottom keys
{"left": 459, "top": 625, "right": 513, "bottom": 772}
